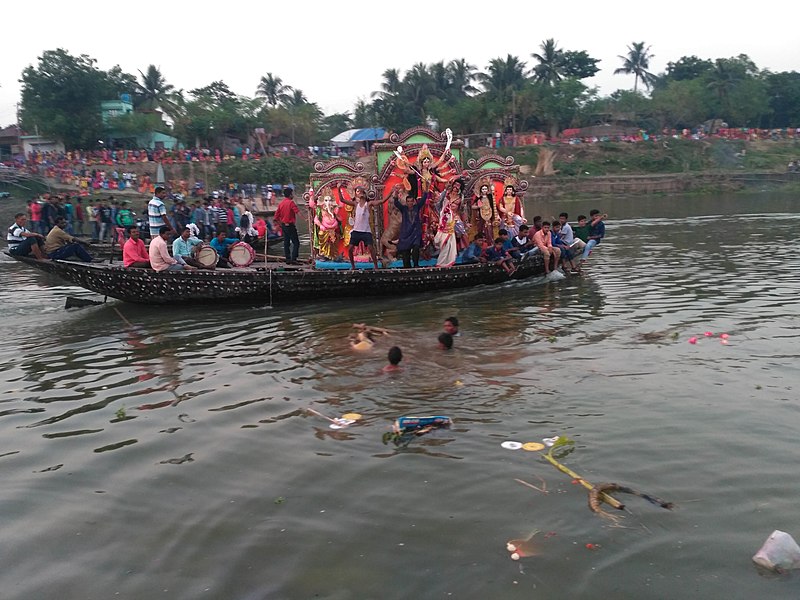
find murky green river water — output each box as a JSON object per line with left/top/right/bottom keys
{"left": 0, "top": 191, "right": 798, "bottom": 599}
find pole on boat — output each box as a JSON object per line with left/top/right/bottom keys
{"left": 305, "top": 184, "right": 317, "bottom": 269}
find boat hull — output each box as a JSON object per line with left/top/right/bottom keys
{"left": 6, "top": 253, "right": 546, "bottom": 305}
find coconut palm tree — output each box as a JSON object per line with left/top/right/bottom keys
{"left": 135, "top": 65, "right": 181, "bottom": 117}
{"left": 706, "top": 58, "right": 740, "bottom": 118}
{"left": 403, "top": 63, "right": 434, "bottom": 118}
{"left": 614, "top": 42, "right": 657, "bottom": 92}
{"left": 429, "top": 61, "right": 451, "bottom": 99}
{"left": 282, "top": 89, "right": 308, "bottom": 109}
{"left": 478, "top": 54, "right": 528, "bottom": 102}
{"left": 531, "top": 39, "right": 564, "bottom": 86}
{"left": 371, "top": 68, "right": 402, "bottom": 100}
{"left": 447, "top": 58, "right": 478, "bottom": 97}
{"left": 256, "top": 73, "right": 293, "bottom": 108}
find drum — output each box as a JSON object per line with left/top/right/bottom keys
{"left": 228, "top": 242, "right": 255, "bottom": 267}
{"left": 196, "top": 244, "right": 218, "bottom": 268}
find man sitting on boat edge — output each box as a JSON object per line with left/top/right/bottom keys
{"left": 44, "top": 217, "right": 94, "bottom": 262}
{"left": 7, "top": 213, "right": 46, "bottom": 260}
{"left": 149, "top": 226, "right": 195, "bottom": 272}
{"left": 173, "top": 226, "right": 207, "bottom": 269}
{"left": 122, "top": 226, "right": 151, "bottom": 268}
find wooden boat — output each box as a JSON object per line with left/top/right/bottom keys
{"left": 5, "top": 252, "right": 546, "bottom": 305}
{"left": 7, "top": 127, "right": 556, "bottom": 305}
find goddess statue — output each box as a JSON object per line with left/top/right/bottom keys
{"left": 496, "top": 179, "right": 525, "bottom": 235}
{"left": 433, "top": 178, "right": 466, "bottom": 267}
{"left": 392, "top": 129, "right": 455, "bottom": 199}
{"left": 471, "top": 177, "right": 499, "bottom": 242}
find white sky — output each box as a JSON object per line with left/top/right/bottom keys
{"left": 2, "top": 1, "right": 798, "bottom": 128}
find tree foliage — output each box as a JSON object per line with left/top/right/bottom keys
{"left": 15, "top": 46, "right": 800, "bottom": 154}
{"left": 615, "top": 42, "right": 658, "bottom": 92}
{"left": 19, "top": 49, "right": 134, "bottom": 148}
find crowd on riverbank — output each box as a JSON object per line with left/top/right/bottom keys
{"left": 18, "top": 192, "right": 279, "bottom": 244}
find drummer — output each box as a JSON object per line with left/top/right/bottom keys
{"left": 172, "top": 226, "right": 207, "bottom": 269}
{"left": 210, "top": 230, "right": 239, "bottom": 268}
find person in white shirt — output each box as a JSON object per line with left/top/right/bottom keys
{"left": 558, "top": 212, "right": 586, "bottom": 252}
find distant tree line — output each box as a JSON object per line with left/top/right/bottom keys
{"left": 17, "top": 43, "right": 800, "bottom": 150}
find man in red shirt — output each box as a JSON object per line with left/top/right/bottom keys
{"left": 274, "top": 187, "right": 300, "bottom": 264}
{"left": 532, "top": 221, "right": 560, "bottom": 274}
{"left": 122, "top": 226, "right": 151, "bottom": 268}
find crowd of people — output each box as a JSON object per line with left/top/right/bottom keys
{"left": 8, "top": 143, "right": 609, "bottom": 277}
{"left": 6, "top": 187, "right": 282, "bottom": 270}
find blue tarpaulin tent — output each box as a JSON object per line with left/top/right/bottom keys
{"left": 330, "top": 127, "right": 387, "bottom": 147}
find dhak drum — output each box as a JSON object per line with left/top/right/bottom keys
{"left": 196, "top": 244, "right": 218, "bottom": 268}
{"left": 228, "top": 242, "right": 255, "bottom": 267}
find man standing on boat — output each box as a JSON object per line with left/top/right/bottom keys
{"left": 337, "top": 183, "right": 388, "bottom": 270}
{"left": 7, "top": 213, "right": 46, "bottom": 260}
{"left": 148, "top": 186, "right": 174, "bottom": 239}
{"left": 274, "top": 187, "right": 300, "bottom": 264}
{"left": 394, "top": 188, "right": 425, "bottom": 268}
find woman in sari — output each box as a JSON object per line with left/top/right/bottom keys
{"left": 434, "top": 178, "right": 465, "bottom": 267}
{"left": 471, "top": 179, "right": 498, "bottom": 242}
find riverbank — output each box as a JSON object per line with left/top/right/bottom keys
{"left": 5, "top": 137, "right": 800, "bottom": 201}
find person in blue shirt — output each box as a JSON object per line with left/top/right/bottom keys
{"left": 172, "top": 227, "right": 206, "bottom": 269}
{"left": 483, "top": 237, "right": 516, "bottom": 275}
{"left": 580, "top": 209, "right": 607, "bottom": 264}
{"left": 498, "top": 228, "right": 521, "bottom": 260}
{"left": 460, "top": 233, "right": 486, "bottom": 264}
{"left": 210, "top": 231, "right": 239, "bottom": 268}
{"left": 551, "top": 221, "right": 580, "bottom": 274}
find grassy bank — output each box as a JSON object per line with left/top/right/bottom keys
{"left": 472, "top": 138, "right": 800, "bottom": 177}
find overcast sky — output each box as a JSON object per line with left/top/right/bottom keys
{"left": 2, "top": 1, "right": 798, "bottom": 128}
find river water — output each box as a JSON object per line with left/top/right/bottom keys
{"left": 0, "top": 192, "right": 798, "bottom": 599}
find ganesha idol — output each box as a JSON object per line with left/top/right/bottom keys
{"left": 309, "top": 193, "right": 342, "bottom": 260}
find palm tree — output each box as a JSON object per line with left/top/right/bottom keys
{"left": 478, "top": 54, "right": 528, "bottom": 102}
{"left": 614, "top": 42, "right": 657, "bottom": 92}
{"left": 403, "top": 63, "right": 434, "bottom": 118}
{"left": 447, "top": 58, "right": 478, "bottom": 97}
{"left": 706, "top": 58, "right": 740, "bottom": 118}
{"left": 429, "top": 61, "right": 451, "bottom": 99}
{"left": 282, "top": 89, "right": 308, "bottom": 109}
{"left": 371, "top": 68, "right": 402, "bottom": 100}
{"left": 135, "top": 65, "right": 181, "bottom": 117}
{"left": 256, "top": 73, "right": 293, "bottom": 108}
{"left": 531, "top": 39, "right": 564, "bottom": 86}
